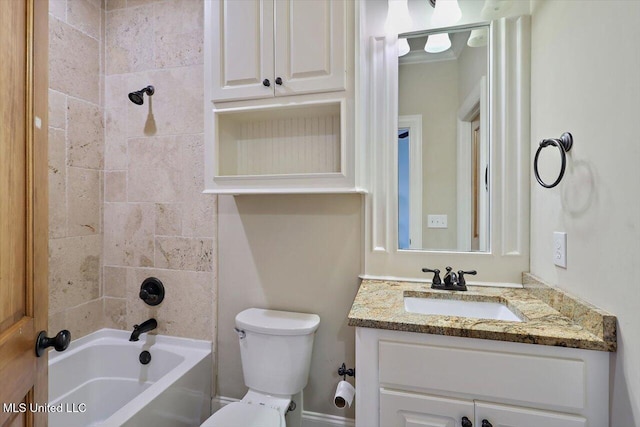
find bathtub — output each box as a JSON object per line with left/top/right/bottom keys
{"left": 49, "top": 328, "right": 211, "bottom": 427}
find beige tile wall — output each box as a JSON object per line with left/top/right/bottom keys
{"left": 102, "top": 0, "right": 216, "bottom": 342}
{"left": 48, "top": 0, "right": 105, "bottom": 339}
{"left": 49, "top": 0, "right": 215, "bottom": 343}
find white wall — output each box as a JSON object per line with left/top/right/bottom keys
{"left": 217, "top": 194, "right": 361, "bottom": 418}
{"left": 530, "top": 1, "right": 640, "bottom": 424}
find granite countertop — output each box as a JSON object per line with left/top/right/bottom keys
{"left": 348, "top": 274, "right": 616, "bottom": 352}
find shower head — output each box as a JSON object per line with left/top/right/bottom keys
{"left": 128, "top": 85, "right": 155, "bottom": 105}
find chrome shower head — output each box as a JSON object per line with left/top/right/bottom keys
{"left": 128, "top": 85, "right": 155, "bottom": 105}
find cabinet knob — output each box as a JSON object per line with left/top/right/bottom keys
{"left": 481, "top": 420, "right": 493, "bottom": 427}
{"left": 262, "top": 79, "right": 271, "bottom": 87}
{"left": 461, "top": 416, "right": 472, "bottom": 427}
{"left": 275, "top": 77, "right": 283, "bottom": 85}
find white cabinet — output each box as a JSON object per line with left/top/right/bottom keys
{"left": 204, "top": 0, "right": 358, "bottom": 194}
{"left": 210, "top": 0, "right": 346, "bottom": 102}
{"left": 355, "top": 328, "right": 609, "bottom": 427}
{"left": 380, "top": 390, "right": 587, "bottom": 427}
{"left": 380, "top": 389, "right": 474, "bottom": 427}
{"left": 474, "top": 402, "right": 587, "bottom": 427}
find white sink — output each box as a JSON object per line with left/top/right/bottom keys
{"left": 404, "top": 297, "right": 523, "bottom": 322}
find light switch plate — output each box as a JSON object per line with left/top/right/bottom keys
{"left": 427, "top": 214, "right": 448, "bottom": 229}
{"left": 553, "top": 232, "right": 567, "bottom": 268}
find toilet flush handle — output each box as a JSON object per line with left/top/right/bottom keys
{"left": 234, "top": 327, "right": 246, "bottom": 339}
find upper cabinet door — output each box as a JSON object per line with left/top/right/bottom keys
{"left": 211, "top": 0, "right": 275, "bottom": 102}
{"left": 274, "top": 0, "right": 346, "bottom": 96}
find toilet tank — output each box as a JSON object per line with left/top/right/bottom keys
{"left": 235, "top": 308, "right": 320, "bottom": 396}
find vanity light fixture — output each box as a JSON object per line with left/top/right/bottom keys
{"left": 467, "top": 27, "right": 488, "bottom": 47}
{"left": 424, "top": 33, "right": 452, "bottom": 53}
{"left": 423, "top": 0, "right": 460, "bottom": 54}
{"left": 430, "top": 0, "right": 462, "bottom": 27}
{"left": 480, "top": 0, "right": 513, "bottom": 20}
{"left": 398, "top": 38, "right": 411, "bottom": 57}
{"left": 385, "top": 0, "right": 412, "bottom": 35}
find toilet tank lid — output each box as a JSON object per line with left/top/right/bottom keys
{"left": 236, "top": 308, "right": 320, "bottom": 336}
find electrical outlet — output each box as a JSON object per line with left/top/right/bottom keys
{"left": 427, "top": 215, "right": 448, "bottom": 229}
{"left": 553, "top": 232, "right": 567, "bottom": 268}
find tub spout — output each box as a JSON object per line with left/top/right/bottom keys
{"left": 129, "top": 318, "right": 157, "bottom": 341}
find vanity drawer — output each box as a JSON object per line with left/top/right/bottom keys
{"left": 378, "top": 340, "right": 586, "bottom": 411}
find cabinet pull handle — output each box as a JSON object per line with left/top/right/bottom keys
{"left": 275, "top": 77, "right": 283, "bottom": 85}
{"left": 461, "top": 416, "right": 472, "bottom": 427}
{"left": 481, "top": 420, "right": 493, "bottom": 427}
{"left": 262, "top": 79, "right": 271, "bottom": 87}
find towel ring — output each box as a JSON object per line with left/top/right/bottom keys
{"left": 533, "top": 132, "right": 573, "bottom": 188}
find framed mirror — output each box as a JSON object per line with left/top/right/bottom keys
{"left": 397, "top": 25, "right": 490, "bottom": 252}
{"left": 362, "top": 12, "right": 531, "bottom": 284}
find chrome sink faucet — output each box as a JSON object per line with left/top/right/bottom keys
{"left": 422, "top": 267, "right": 477, "bottom": 291}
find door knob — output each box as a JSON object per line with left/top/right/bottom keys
{"left": 35, "top": 330, "right": 71, "bottom": 357}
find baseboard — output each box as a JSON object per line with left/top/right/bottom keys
{"left": 302, "top": 410, "right": 355, "bottom": 427}
{"left": 211, "top": 396, "right": 355, "bottom": 427}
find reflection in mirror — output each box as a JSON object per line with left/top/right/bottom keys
{"left": 397, "top": 25, "right": 490, "bottom": 253}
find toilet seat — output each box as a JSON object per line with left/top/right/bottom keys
{"left": 201, "top": 402, "right": 283, "bottom": 427}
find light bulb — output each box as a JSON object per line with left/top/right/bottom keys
{"left": 398, "top": 38, "right": 410, "bottom": 57}
{"left": 467, "top": 27, "right": 488, "bottom": 47}
{"left": 431, "top": 0, "right": 462, "bottom": 27}
{"left": 385, "top": 0, "right": 412, "bottom": 35}
{"left": 424, "top": 33, "right": 451, "bottom": 53}
{"left": 480, "top": 0, "right": 513, "bottom": 20}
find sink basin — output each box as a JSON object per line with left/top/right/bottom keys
{"left": 404, "top": 297, "right": 522, "bottom": 322}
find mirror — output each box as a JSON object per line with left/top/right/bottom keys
{"left": 397, "top": 25, "right": 490, "bottom": 252}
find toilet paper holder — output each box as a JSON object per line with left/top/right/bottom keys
{"left": 338, "top": 363, "right": 355, "bottom": 380}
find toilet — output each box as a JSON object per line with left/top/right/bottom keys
{"left": 202, "top": 308, "right": 321, "bottom": 427}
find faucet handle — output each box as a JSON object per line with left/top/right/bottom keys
{"left": 421, "top": 268, "right": 442, "bottom": 288}
{"left": 457, "top": 270, "right": 477, "bottom": 286}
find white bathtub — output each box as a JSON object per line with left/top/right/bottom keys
{"left": 49, "top": 328, "right": 211, "bottom": 427}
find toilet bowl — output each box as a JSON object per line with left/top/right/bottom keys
{"left": 201, "top": 390, "right": 288, "bottom": 427}
{"left": 202, "top": 308, "right": 320, "bottom": 427}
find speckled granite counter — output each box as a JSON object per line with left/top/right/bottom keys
{"left": 348, "top": 274, "right": 616, "bottom": 351}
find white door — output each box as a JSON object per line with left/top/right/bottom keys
{"left": 380, "top": 389, "right": 474, "bottom": 427}
{"left": 211, "top": 0, "right": 275, "bottom": 101}
{"left": 475, "top": 402, "right": 587, "bottom": 427}
{"left": 274, "top": 0, "right": 346, "bottom": 96}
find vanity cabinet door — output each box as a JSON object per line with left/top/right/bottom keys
{"left": 475, "top": 402, "right": 587, "bottom": 427}
{"left": 274, "top": 0, "right": 346, "bottom": 96}
{"left": 211, "top": 0, "right": 275, "bottom": 102}
{"left": 380, "top": 388, "right": 474, "bottom": 427}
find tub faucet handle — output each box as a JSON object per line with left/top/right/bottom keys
{"left": 139, "top": 277, "right": 165, "bottom": 306}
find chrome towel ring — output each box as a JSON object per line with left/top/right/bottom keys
{"left": 533, "top": 132, "right": 573, "bottom": 188}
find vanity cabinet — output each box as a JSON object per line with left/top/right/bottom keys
{"left": 355, "top": 328, "right": 609, "bottom": 427}
{"left": 381, "top": 390, "right": 587, "bottom": 427}
{"left": 210, "top": 0, "right": 346, "bottom": 102}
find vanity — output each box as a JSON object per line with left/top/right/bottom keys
{"left": 349, "top": 274, "right": 616, "bottom": 427}
{"left": 349, "top": 2, "right": 620, "bottom": 424}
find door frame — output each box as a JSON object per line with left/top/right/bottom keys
{"left": 398, "top": 115, "right": 422, "bottom": 250}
